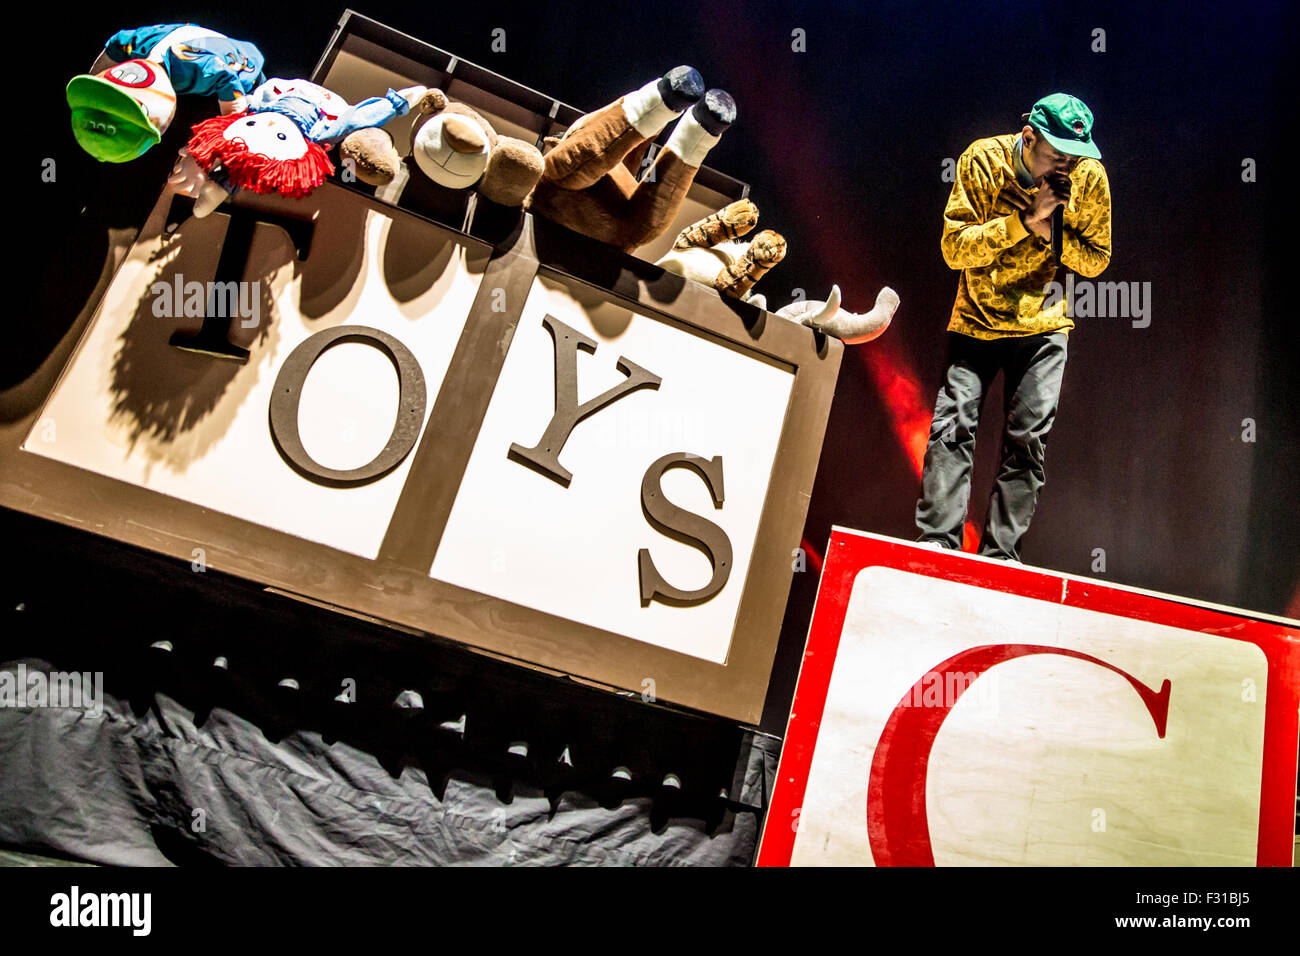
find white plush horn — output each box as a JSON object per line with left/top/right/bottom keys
{"left": 837, "top": 286, "right": 900, "bottom": 344}
{"left": 803, "top": 284, "right": 841, "bottom": 329}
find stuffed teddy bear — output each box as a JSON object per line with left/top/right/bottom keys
{"left": 655, "top": 198, "right": 787, "bottom": 300}
{"left": 357, "top": 89, "right": 545, "bottom": 206}
{"left": 66, "top": 23, "right": 265, "bottom": 164}
{"left": 169, "top": 79, "right": 427, "bottom": 217}
{"left": 526, "top": 66, "right": 736, "bottom": 252}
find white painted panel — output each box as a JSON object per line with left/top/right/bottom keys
{"left": 24, "top": 187, "right": 489, "bottom": 559}
{"left": 430, "top": 275, "right": 795, "bottom": 664}
{"left": 790, "top": 567, "right": 1268, "bottom": 866}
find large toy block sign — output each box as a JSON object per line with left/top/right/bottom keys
{"left": 3, "top": 183, "right": 841, "bottom": 723}
{"left": 756, "top": 529, "right": 1300, "bottom": 866}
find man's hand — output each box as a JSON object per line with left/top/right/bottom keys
{"left": 1000, "top": 175, "right": 1071, "bottom": 240}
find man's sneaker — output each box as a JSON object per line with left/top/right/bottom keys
{"left": 981, "top": 552, "right": 1022, "bottom": 564}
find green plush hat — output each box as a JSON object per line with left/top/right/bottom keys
{"left": 67, "top": 59, "right": 178, "bottom": 163}
{"left": 1027, "top": 93, "right": 1101, "bottom": 159}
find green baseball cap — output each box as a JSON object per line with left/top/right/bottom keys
{"left": 1027, "top": 93, "right": 1101, "bottom": 159}
{"left": 67, "top": 59, "right": 177, "bottom": 163}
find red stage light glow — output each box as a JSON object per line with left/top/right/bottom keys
{"left": 800, "top": 536, "right": 824, "bottom": 574}
{"left": 710, "top": 24, "right": 978, "bottom": 555}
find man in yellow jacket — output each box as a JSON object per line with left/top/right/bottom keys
{"left": 916, "top": 93, "right": 1112, "bottom": 561}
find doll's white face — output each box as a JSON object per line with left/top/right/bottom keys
{"left": 411, "top": 114, "right": 489, "bottom": 189}
{"left": 224, "top": 112, "right": 309, "bottom": 160}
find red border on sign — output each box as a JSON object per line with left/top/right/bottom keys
{"left": 755, "top": 529, "right": 1300, "bottom": 867}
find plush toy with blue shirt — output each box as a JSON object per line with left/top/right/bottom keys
{"left": 67, "top": 25, "right": 424, "bottom": 215}
{"left": 178, "top": 78, "right": 427, "bottom": 215}
{"left": 66, "top": 24, "right": 266, "bottom": 164}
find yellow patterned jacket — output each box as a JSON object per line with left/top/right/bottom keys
{"left": 942, "top": 133, "right": 1112, "bottom": 339}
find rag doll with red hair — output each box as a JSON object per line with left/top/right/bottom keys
{"left": 174, "top": 78, "right": 427, "bottom": 216}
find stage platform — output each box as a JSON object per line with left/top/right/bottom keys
{"left": 757, "top": 529, "right": 1300, "bottom": 867}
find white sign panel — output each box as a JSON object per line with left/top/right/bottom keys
{"left": 789, "top": 567, "right": 1269, "bottom": 866}
{"left": 25, "top": 188, "right": 488, "bottom": 559}
{"left": 430, "top": 276, "right": 795, "bottom": 664}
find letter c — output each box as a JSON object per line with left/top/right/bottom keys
{"left": 866, "top": 644, "right": 1171, "bottom": 866}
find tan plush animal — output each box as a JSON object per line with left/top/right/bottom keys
{"left": 658, "top": 200, "right": 899, "bottom": 343}
{"left": 343, "top": 89, "right": 544, "bottom": 206}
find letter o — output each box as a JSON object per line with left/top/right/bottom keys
{"left": 269, "top": 326, "right": 426, "bottom": 486}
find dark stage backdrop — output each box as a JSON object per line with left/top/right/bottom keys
{"left": 18, "top": 2, "right": 1297, "bottom": 740}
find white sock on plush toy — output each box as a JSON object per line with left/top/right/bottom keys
{"left": 665, "top": 109, "right": 721, "bottom": 169}
{"left": 622, "top": 81, "right": 680, "bottom": 136}
{"left": 664, "top": 91, "right": 735, "bottom": 168}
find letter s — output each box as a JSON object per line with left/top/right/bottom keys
{"left": 637, "top": 453, "right": 732, "bottom": 607}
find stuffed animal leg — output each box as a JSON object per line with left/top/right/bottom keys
{"left": 542, "top": 66, "right": 705, "bottom": 189}
{"left": 527, "top": 68, "right": 736, "bottom": 252}
{"left": 656, "top": 199, "right": 784, "bottom": 301}
{"left": 714, "top": 229, "right": 786, "bottom": 299}
{"left": 674, "top": 198, "right": 759, "bottom": 249}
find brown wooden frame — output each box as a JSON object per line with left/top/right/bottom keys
{"left": 2, "top": 159, "right": 840, "bottom": 728}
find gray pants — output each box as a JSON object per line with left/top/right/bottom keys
{"left": 915, "top": 330, "right": 1068, "bottom": 560}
